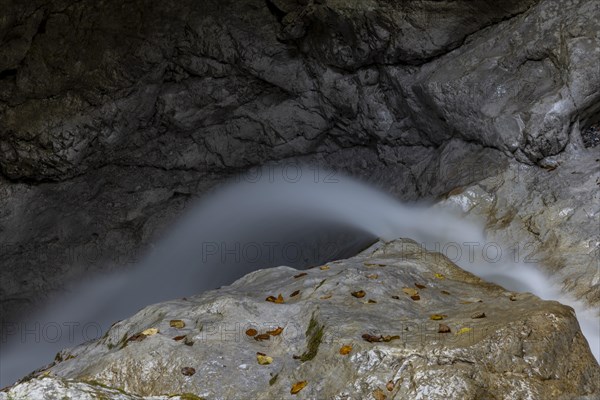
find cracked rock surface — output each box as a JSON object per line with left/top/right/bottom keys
{"left": 0, "top": 0, "right": 599, "bottom": 332}
{"left": 2, "top": 239, "right": 599, "bottom": 399}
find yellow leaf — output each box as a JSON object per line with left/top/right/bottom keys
{"left": 339, "top": 345, "right": 353, "bottom": 355}
{"left": 434, "top": 273, "right": 445, "bottom": 279}
{"left": 256, "top": 353, "right": 273, "bottom": 365}
{"left": 351, "top": 290, "right": 366, "bottom": 298}
{"left": 141, "top": 328, "right": 158, "bottom": 336}
{"left": 456, "top": 327, "right": 472, "bottom": 335}
{"left": 402, "top": 288, "right": 418, "bottom": 297}
{"left": 169, "top": 320, "right": 185, "bottom": 329}
{"left": 367, "top": 274, "right": 379, "bottom": 279}
{"left": 373, "top": 388, "right": 387, "bottom": 400}
{"left": 291, "top": 380, "right": 308, "bottom": 394}
{"left": 319, "top": 265, "right": 330, "bottom": 270}
{"left": 320, "top": 294, "right": 332, "bottom": 299}
{"left": 429, "top": 314, "right": 447, "bottom": 320}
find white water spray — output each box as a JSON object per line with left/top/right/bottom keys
{"left": 1, "top": 165, "right": 598, "bottom": 387}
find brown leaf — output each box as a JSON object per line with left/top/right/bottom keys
{"left": 471, "top": 312, "right": 486, "bottom": 319}
{"left": 410, "top": 294, "right": 420, "bottom": 301}
{"left": 362, "top": 333, "right": 381, "bottom": 343}
{"left": 291, "top": 380, "right": 308, "bottom": 394}
{"left": 373, "top": 388, "right": 387, "bottom": 400}
{"left": 386, "top": 380, "right": 394, "bottom": 391}
{"left": 294, "top": 272, "right": 308, "bottom": 278}
{"left": 440, "top": 290, "right": 451, "bottom": 295}
{"left": 255, "top": 333, "right": 270, "bottom": 341}
{"left": 339, "top": 344, "right": 353, "bottom": 355}
{"left": 367, "top": 274, "right": 379, "bottom": 279}
{"left": 391, "top": 295, "right": 400, "bottom": 300}
{"left": 351, "top": 290, "right": 366, "bottom": 298}
{"left": 181, "top": 367, "right": 196, "bottom": 376}
{"left": 169, "top": 320, "right": 185, "bottom": 329}
{"left": 290, "top": 290, "right": 300, "bottom": 297}
{"left": 266, "top": 294, "right": 285, "bottom": 304}
{"left": 173, "top": 335, "right": 186, "bottom": 341}
{"left": 320, "top": 294, "right": 332, "bottom": 299}
{"left": 245, "top": 328, "right": 258, "bottom": 337}
{"left": 364, "top": 262, "right": 386, "bottom": 267}
{"left": 367, "top": 299, "right": 377, "bottom": 304}
{"left": 127, "top": 333, "right": 146, "bottom": 343}
{"left": 438, "top": 324, "right": 451, "bottom": 333}
{"left": 415, "top": 283, "right": 426, "bottom": 289}
{"left": 267, "top": 327, "right": 284, "bottom": 336}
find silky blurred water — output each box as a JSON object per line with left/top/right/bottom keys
{"left": 1, "top": 165, "right": 598, "bottom": 387}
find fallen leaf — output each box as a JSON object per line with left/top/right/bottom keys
{"left": 367, "top": 299, "right": 377, "bottom": 304}
{"left": 410, "top": 294, "right": 420, "bottom": 301}
{"left": 256, "top": 353, "right": 273, "bottom": 365}
{"left": 339, "top": 345, "right": 353, "bottom": 355}
{"left": 290, "top": 290, "right": 300, "bottom": 297}
{"left": 364, "top": 262, "right": 386, "bottom": 267}
{"left": 430, "top": 314, "right": 447, "bottom": 320}
{"left": 181, "top": 367, "right": 196, "bottom": 376}
{"left": 127, "top": 333, "right": 146, "bottom": 343}
{"left": 402, "top": 288, "right": 418, "bottom": 297}
{"left": 391, "top": 295, "right": 400, "bottom": 300}
{"left": 291, "top": 381, "right": 308, "bottom": 394}
{"left": 440, "top": 290, "right": 451, "bottom": 295}
{"left": 471, "top": 312, "right": 486, "bottom": 319}
{"left": 367, "top": 274, "right": 379, "bottom": 279}
{"left": 255, "top": 333, "right": 270, "bottom": 341}
{"left": 351, "top": 290, "right": 366, "bottom": 298}
{"left": 415, "top": 283, "right": 426, "bottom": 289}
{"left": 373, "top": 388, "right": 387, "bottom": 400}
{"left": 456, "top": 327, "right": 472, "bottom": 335}
{"left": 267, "top": 327, "right": 284, "bottom": 336}
{"left": 266, "top": 294, "right": 285, "bottom": 304}
{"left": 294, "top": 272, "right": 308, "bottom": 278}
{"left": 141, "top": 328, "right": 158, "bottom": 336}
{"left": 381, "top": 335, "right": 400, "bottom": 342}
{"left": 434, "top": 273, "right": 445, "bottom": 279}
{"left": 362, "top": 333, "right": 382, "bottom": 343}
{"left": 438, "top": 324, "right": 451, "bottom": 333}
{"left": 169, "top": 320, "right": 185, "bottom": 329}
{"left": 245, "top": 328, "right": 258, "bottom": 337}
{"left": 173, "top": 335, "right": 186, "bottom": 341}
{"left": 386, "top": 380, "right": 394, "bottom": 391}
{"left": 320, "top": 265, "right": 330, "bottom": 270}
{"left": 320, "top": 294, "right": 332, "bottom": 299}
{"left": 509, "top": 294, "right": 517, "bottom": 301}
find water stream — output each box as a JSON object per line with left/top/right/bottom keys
{"left": 1, "top": 165, "right": 598, "bottom": 387}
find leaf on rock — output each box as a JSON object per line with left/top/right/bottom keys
{"left": 440, "top": 290, "right": 451, "bottom": 295}
{"left": 386, "top": 380, "right": 394, "bottom": 391}
{"left": 351, "top": 290, "right": 366, "bottom": 298}
{"left": 434, "top": 273, "right": 445, "bottom": 279}
{"left": 291, "top": 380, "right": 308, "bottom": 394}
{"left": 290, "top": 290, "right": 300, "bottom": 297}
{"left": 181, "top": 367, "right": 196, "bottom": 376}
{"left": 319, "top": 265, "right": 330, "bottom": 270}
{"left": 402, "top": 288, "right": 418, "bottom": 297}
{"left": 267, "top": 327, "right": 284, "bottom": 336}
{"left": 415, "top": 283, "right": 426, "bottom": 289}
{"left": 364, "top": 262, "right": 386, "bottom": 267}
{"left": 320, "top": 294, "right": 332, "bottom": 299}
{"left": 339, "top": 344, "right": 353, "bottom": 355}
{"left": 141, "top": 328, "right": 158, "bottom": 336}
{"left": 429, "top": 314, "right": 447, "bottom": 320}
{"left": 169, "top": 320, "right": 185, "bottom": 329}
{"left": 471, "top": 312, "right": 486, "bottom": 319}
{"left": 256, "top": 352, "right": 273, "bottom": 365}
{"left": 367, "top": 274, "right": 379, "bottom": 279}
{"left": 367, "top": 299, "right": 377, "bottom": 304}
{"left": 373, "top": 388, "right": 387, "bottom": 400}
{"left": 438, "top": 324, "right": 451, "bottom": 333}
{"left": 391, "top": 295, "right": 400, "bottom": 300}
{"left": 456, "top": 327, "right": 472, "bottom": 335}
{"left": 381, "top": 335, "right": 400, "bottom": 342}
{"left": 294, "top": 272, "right": 308, "bottom": 278}
{"left": 255, "top": 333, "right": 270, "bottom": 341}
{"left": 266, "top": 294, "right": 285, "bottom": 303}
{"left": 410, "top": 294, "right": 420, "bottom": 301}
{"left": 173, "top": 335, "right": 186, "bottom": 341}
{"left": 245, "top": 328, "right": 258, "bottom": 337}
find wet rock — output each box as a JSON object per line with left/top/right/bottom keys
{"left": 3, "top": 239, "right": 598, "bottom": 399}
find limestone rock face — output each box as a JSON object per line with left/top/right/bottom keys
{"left": 3, "top": 240, "right": 598, "bottom": 399}
{"left": 1, "top": 0, "right": 599, "bottom": 337}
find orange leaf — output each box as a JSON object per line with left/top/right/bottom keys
{"left": 291, "top": 381, "right": 308, "bottom": 394}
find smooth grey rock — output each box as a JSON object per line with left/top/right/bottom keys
{"left": 3, "top": 239, "right": 598, "bottom": 399}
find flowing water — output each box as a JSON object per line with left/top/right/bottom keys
{"left": 1, "top": 165, "right": 598, "bottom": 387}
